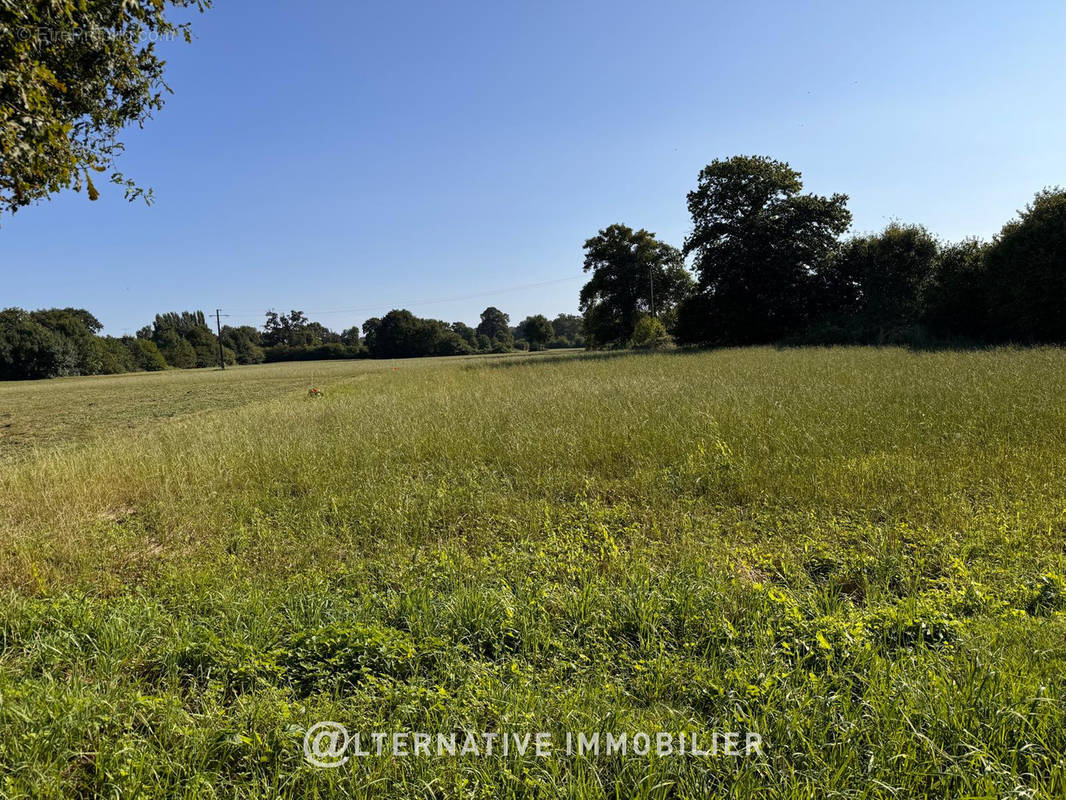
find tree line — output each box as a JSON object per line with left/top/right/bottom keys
{"left": 0, "top": 305, "right": 585, "bottom": 380}
{"left": 6, "top": 4, "right": 1065, "bottom": 356}
{"left": 5, "top": 153, "right": 1063, "bottom": 381}
{"left": 579, "top": 155, "right": 1066, "bottom": 348}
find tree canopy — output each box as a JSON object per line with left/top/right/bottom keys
{"left": 823, "top": 223, "right": 940, "bottom": 343}
{"left": 579, "top": 224, "right": 692, "bottom": 348}
{"left": 516, "top": 314, "right": 553, "bottom": 351}
{"left": 1, "top": 0, "right": 210, "bottom": 215}
{"left": 985, "top": 189, "right": 1066, "bottom": 343}
{"left": 476, "top": 307, "right": 513, "bottom": 350}
{"left": 678, "top": 156, "right": 851, "bottom": 345}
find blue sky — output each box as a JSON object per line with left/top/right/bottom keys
{"left": 3, "top": 0, "right": 1065, "bottom": 335}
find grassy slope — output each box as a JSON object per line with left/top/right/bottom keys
{"left": 0, "top": 348, "right": 1064, "bottom": 798}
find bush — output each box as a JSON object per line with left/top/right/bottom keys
{"left": 127, "top": 337, "right": 169, "bottom": 371}
{"left": 630, "top": 315, "right": 672, "bottom": 349}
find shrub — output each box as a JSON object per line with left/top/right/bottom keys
{"left": 128, "top": 337, "right": 169, "bottom": 371}
{"left": 630, "top": 315, "right": 672, "bottom": 349}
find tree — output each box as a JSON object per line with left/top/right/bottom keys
{"left": 1, "top": 1, "right": 210, "bottom": 215}
{"left": 678, "top": 155, "right": 851, "bottom": 345}
{"left": 96, "top": 336, "right": 138, "bottom": 374}
{"left": 303, "top": 321, "right": 340, "bottom": 347}
{"left": 361, "top": 318, "right": 382, "bottom": 353}
{"left": 126, "top": 337, "right": 169, "bottom": 371}
{"left": 30, "top": 308, "right": 105, "bottom": 374}
{"left": 0, "top": 308, "right": 77, "bottom": 379}
{"left": 220, "top": 325, "right": 265, "bottom": 364}
{"left": 923, "top": 239, "right": 991, "bottom": 341}
{"left": 517, "top": 314, "right": 553, "bottom": 350}
{"left": 340, "top": 326, "right": 361, "bottom": 349}
{"left": 186, "top": 326, "right": 222, "bottom": 367}
{"left": 476, "top": 307, "right": 512, "bottom": 348}
{"left": 263, "top": 311, "right": 342, "bottom": 350}
{"left": 451, "top": 322, "right": 478, "bottom": 350}
{"left": 264, "top": 310, "right": 298, "bottom": 347}
{"left": 144, "top": 311, "right": 216, "bottom": 367}
{"left": 156, "top": 331, "right": 197, "bottom": 369}
{"left": 579, "top": 224, "right": 691, "bottom": 348}
{"left": 550, "top": 313, "right": 583, "bottom": 347}
{"left": 366, "top": 310, "right": 468, "bottom": 358}
{"left": 824, "top": 223, "right": 940, "bottom": 342}
{"left": 985, "top": 189, "right": 1066, "bottom": 343}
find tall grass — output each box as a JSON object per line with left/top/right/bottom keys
{"left": 1, "top": 348, "right": 1064, "bottom": 798}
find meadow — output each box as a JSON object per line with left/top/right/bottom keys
{"left": 1, "top": 348, "right": 1064, "bottom": 798}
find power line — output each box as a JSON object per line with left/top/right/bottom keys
{"left": 213, "top": 274, "right": 584, "bottom": 319}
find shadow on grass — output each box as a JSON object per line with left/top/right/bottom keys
{"left": 464, "top": 337, "right": 1059, "bottom": 375}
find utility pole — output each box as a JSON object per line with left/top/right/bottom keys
{"left": 215, "top": 309, "right": 225, "bottom": 370}
{"left": 649, "top": 266, "right": 656, "bottom": 318}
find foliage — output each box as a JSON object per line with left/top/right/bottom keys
{"left": 29, "top": 307, "right": 105, "bottom": 374}
{"left": 0, "top": 0, "right": 210, "bottom": 215}
{"left": 361, "top": 317, "right": 381, "bottom": 354}
{"left": 220, "top": 325, "right": 266, "bottom": 365}
{"left": 95, "top": 335, "right": 139, "bottom": 374}
{"left": 126, "top": 336, "right": 169, "bottom": 371}
{"left": 0, "top": 307, "right": 77, "bottom": 379}
{"left": 985, "top": 188, "right": 1066, "bottom": 343}
{"left": 580, "top": 224, "right": 691, "bottom": 348}
{"left": 339, "top": 326, "right": 361, "bottom": 349}
{"left": 629, "top": 315, "right": 672, "bottom": 349}
{"left": 367, "top": 309, "right": 471, "bottom": 358}
{"left": 476, "top": 306, "right": 513, "bottom": 349}
{"left": 516, "top": 314, "right": 553, "bottom": 350}
{"left": 263, "top": 311, "right": 342, "bottom": 349}
{"left": 923, "top": 238, "right": 991, "bottom": 341}
{"left": 823, "top": 222, "right": 941, "bottom": 343}
{"left": 264, "top": 342, "right": 360, "bottom": 362}
{"left": 678, "top": 155, "right": 851, "bottom": 345}
{"left": 549, "top": 313, "right": 584, "bottom": 348}
{"left": 142, "top": 311, "right": 212, "bottom": 368}
{"left": 153, "top": 328, "right": 197, "bottom": 369}
{"left": 450, "top": 321, "right": 477, "bottom": 350}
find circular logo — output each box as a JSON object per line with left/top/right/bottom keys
{"left": 304, "top": 721, "right": 350, "bottom": 768}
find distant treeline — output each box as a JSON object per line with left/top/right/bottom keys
{"left": 0, "top": 305, "right": 584, "bottom": 380}
{"left": 578, "top": 155, "right": 1066, "bottom": 349}
{"left": 6, "top": 155, "right": 1064, "bottom": 380}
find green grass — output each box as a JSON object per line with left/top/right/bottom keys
{"left": 0, "top": 355, "right": 542, "bottom": 464}
{"left": 1, "top": 347, "right": 1064, "bottom": 798}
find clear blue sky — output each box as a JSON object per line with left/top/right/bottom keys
{"left": 3, "top": 0, "right": 1065, "bottom": 335}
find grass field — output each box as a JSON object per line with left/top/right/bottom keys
{"left": 1, "top": 348, "right": 1065, "bottom": 798}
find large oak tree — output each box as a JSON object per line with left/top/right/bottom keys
{"left": 678, "top": 156, "right": 851, "bottom": 345}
